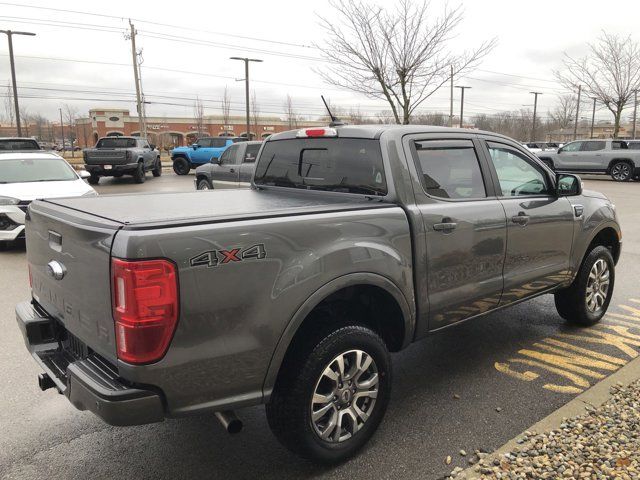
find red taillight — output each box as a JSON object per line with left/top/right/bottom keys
{"left": 112, "top": 258, "right": 178, "bottom": 364}
{"left": 296, "top": 127, "right": 338, "bottom": 138}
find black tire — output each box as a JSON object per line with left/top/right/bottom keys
{"left": 87, "top": 174, "right": 100, "bottom": 185}
{"left": 554, "top": 245, "right": 615, "bottom": 326}
{"left": 610, "top": 161, "right": 632, "bottom": 181}
{"left": 197, "top": 178, "right": 212, "bottom": 190}
{"left": 133, "top": 162, "right": 146, "bottom": 184}
{"left": 152, "top": 158, "right": 162, "bottom": 177}
{"left": 266, "top": 325, "right": 391, "bottom": 464}
{"left": 172, "top": 157, "right": 190, "bottom": 175}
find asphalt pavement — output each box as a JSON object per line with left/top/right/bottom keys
{"left": 1, "top": 173, "right": 639, "bottom": 480}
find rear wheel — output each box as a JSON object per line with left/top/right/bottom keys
{"left": 197, "top": 178, "right": 212, "bottom": 190}
{"left": 133, "top": 162, "right": 146, "bottom": 184}
{"left": 87, "top": 174, "right": 100, "bottom": 185}
{"left": 266, "top": 325, "right": 391, "bottom": 463}
{"left": 610, "top": 161, "right": 632, "bottom": 181}
{"left": 152, "top": 158, "right": 162, "bottom": 177}
{"left": 172, "top": 157, "right": 190, "bottom": 175}
{"left": 554, "top": 245, "right": 614, "bottom": 326}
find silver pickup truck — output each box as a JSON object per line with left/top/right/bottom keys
{"left": 194, "top": 140, "right": 262, "bottom": 190}
{"left": 83, "top": 136, "right": 162, "bottom": 185}
{"left": 537, "top": 139, "right": 640, "bottom": 181}
{"left": 16, "top": 125, "right": 621, "bottom": 463}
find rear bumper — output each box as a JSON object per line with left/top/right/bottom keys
{"left": 16, "top": 301, "right": 165, "bottom": 426}
{"left": 85, "top": 162, "right": 138, "bottom": 176}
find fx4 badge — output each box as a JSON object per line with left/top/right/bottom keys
{"left": 190, "top": 244, "right": 267, "bottom": 268}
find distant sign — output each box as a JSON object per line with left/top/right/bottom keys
{"left": 108, "top": 116, "right": 120, "bottom": 122}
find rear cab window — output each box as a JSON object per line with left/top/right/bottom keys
{"left": 0, "top": 139, "right": 41, "bottom": 151}
{"left": 96, "top": 138, "right": 136, "bottom": 148}
{"left": 254, "top": 138, "right": 387, "bottom": 196}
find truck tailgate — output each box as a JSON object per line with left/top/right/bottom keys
{"left": 84, "top": 149, "right": 129, "bottom": 165}
{"left": 26, "top": 200, "right": 122, "bottom": 363}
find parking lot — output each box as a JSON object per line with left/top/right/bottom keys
{"left": 1, "top": 173, "right": 639, "bottom": 480}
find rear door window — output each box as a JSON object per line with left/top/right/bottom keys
{"left": 211, "top": 138, "right": 228, "bottom": 148}
{"left": 581, "top": 141, "right": 605, "bottom": 151}
{"left": 244, "top": 144, "right": 260, "bottom": 163}
{"left": 413, "top": 139, "right": 486, "bottom": 199}
{"left": 254, "top": 138, "right": 387, "bottom": 195}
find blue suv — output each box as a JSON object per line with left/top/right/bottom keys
{"left": 171, "top": 137, "right": 244, "bottom": 175}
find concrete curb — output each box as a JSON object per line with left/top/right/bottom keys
{"left": 455, "top": 354, "right": 640, "bottom": 479}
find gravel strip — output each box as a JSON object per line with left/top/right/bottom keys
{"left": 455, "top": 380, "right": 640, "bottom": 479}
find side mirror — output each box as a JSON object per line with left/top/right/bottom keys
{"left": 192, "top": 144, "right": 199, "bottom": 150}
{"left": 556, "top": 173, "right": 582, "bottom": 196}
{"left": 78, "top": 170, "right": 91, "bottom": 179}
{"left": 557, "top": 147, "right": 564, "bottom": 154}
{"left": 149, "top": 144, "right": 156, "bottom": 150}
{"left": 213, "top": 157, "right": 221, "bottom": 165}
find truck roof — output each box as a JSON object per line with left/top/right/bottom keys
{"left": 267, "top": 124, "right": 515, "bottom": 141}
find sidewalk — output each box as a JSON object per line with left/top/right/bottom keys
{"left": 452, "top": 356, "right": 640, "bottom": 479}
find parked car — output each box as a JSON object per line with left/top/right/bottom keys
{"left": 0, "top": 152, "right": 96, "bottom": 246}
{"left": 194, "top": 141, "right": 262, "bottom": 190}
{"left": 17, "top": 125, "right": 620, "bottom": 463}
{"left": 536, "top": 139, "right": 640, "bottom": 181}
{"left": 523, "top": 142, "right": 559, "bottom": 153}
{"left": 171, "top": 137, "right": 245, "bottom": 175}
{"left": 83, "top": 136, "right": 161, "bottom": 185}
{"left": 0, "top": 137, "right": 41, "bottom": 151}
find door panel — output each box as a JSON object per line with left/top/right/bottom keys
{"left": 484, "top": 140, "right": 574, "bottom": 305}
{"left": 409, "top": 138, "right": 507, "bottom": 330}
{"left": 212, "top": 144, "right": 241, "bottom": 188}
{"left": 555, "top": 141, "right": 587, "bottom": 170}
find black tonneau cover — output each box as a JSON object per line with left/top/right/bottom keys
{"left": 39, "top": 188, "right": 394, "bottom": 230}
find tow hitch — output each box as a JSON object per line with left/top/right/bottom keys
{"left": 38, "top": 373, "right": 56, "bottom": 391}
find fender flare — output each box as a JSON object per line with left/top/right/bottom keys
{"left": 572, "top": 220, "right": 621, "bottom": 276}
{"left": 262, "top": 272, "right": 415, "bottom": 400}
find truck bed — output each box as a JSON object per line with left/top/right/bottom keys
{"left": 39, "top": 188, "right": 395, "bottom": 229}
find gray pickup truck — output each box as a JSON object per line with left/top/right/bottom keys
{"left": 537, "top": 139, "right": 640, "bottom": 181}
{"left": 83, "top": 136, "right": 162, "bottom": 185}
{"left": 194, "top": 140, "right": 262, "bottom": 190}
{"left": 17, "top": 125, "right": 621, "bottom": 463}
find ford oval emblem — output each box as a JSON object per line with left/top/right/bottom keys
{"left": 47, "top": 260, "right": 66, "bottom": 280}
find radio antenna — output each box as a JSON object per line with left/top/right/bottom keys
{"left": 321, "top": 95, "right": 345, "bottom": 127}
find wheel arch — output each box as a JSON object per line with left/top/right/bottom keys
{"left": 572, "top": 222, "right": 621, "bottom": 280}
{"left": 607, "top": 158, "right": 635, "bottom": 173}
{"left": 262, "top": 273, "right": 414, "bottom": 400}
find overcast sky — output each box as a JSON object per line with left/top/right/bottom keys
{"left": 1, "top": 0, "right": 639, "bottom": 124}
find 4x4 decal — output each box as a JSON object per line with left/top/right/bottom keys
{"left": 190, "top": 244, "right": 267, "bottom": 268}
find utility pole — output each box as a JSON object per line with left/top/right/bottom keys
{"left": 449, "top": 65, "right": 454, "bottom": 127}
{"left": 632, "top": 89, "right": 638, "bottom": 140}
{"left": 590, "top": 97, "right": 597, "bottom": 139}
{"left": 529, "top": 92, "right": 542, "bottom": 141}
{"left": 128, "top": 20, "right": 145, "bottom": 138}
{"left": 573, "top": 85, "right": 582, "bottom": 141}
{"left": 1, "top": 29, "right": 36, "bottom": 137}
{"left": 230, "top": 57, "right": 263, "bottom": 139}
{"left": 455, "top": 86, "right": 471, "bottom": 128}
{"left": 59, "top": 108, "right": 65, "bottom": 152}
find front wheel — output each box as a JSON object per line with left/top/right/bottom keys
{"left": 554, "top": 245, "right": 615, "bottom": 326}
{"left": 197, "top": 178, "right": 212, "bottom": 190}
{"left": 610, "top": 161, "right": 632, "bottom": 181}
{"left": 152, "top": 158, "right": 162, "bottom": 177}
{"left": 87, "top": 174, "right": 100, "bottom": 185}
{"left": 266, "top": 325, "right": 391, "bottom": 463}
{"left": 172, "top": 158, "right": 190, "bottom": 175}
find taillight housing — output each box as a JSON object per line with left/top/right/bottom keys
{"left": 296, "top": 127, "right": 337, "bottom": 138}
{"left": 112, "top": 258, "right": 178, "bottom": 364}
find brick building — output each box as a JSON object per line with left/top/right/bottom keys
{"left": 74, "top": 108, "right": 324, "bottom": 149}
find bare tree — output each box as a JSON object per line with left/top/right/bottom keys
{"left": 412, "top": 111, "right": 448, "bottom": 126}
{"left": 555, "top": 32, "right": 640, "bottom": 138}
{"left": 316, "top": 0, "right": 495, "bottom": 124}
{"left": 63, "top": 104, "right": 78, "bottom": 157}
{"left": 193, "top": 96, "right": 205, "bottom": 137}
{"left": 284, "top": 94, "right": 298, "bottom": 129}
{"left": 221, "top": 86, "right": 231, "bottom": 133}
{"left": 251, "top": 90, "right": 260, "bottom": 139}
{"left": 4, "top": 83, "right": 14, "bottom": 127}
{"left": 549, "top": 94, "right": 577, "bottom": 129}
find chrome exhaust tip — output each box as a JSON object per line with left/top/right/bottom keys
{"left": 215, "top": 410, "right": 243, "bottom": 434}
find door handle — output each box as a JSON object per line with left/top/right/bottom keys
{"left": 433, "top": 217, "right": 457, "bottom": 233}
{"left": 511, "top": 212, "right": 530, "bottom": 226}
{"left": 229, "top": 168, "right": 235, "bottom": 173}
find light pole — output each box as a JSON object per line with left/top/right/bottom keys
{"left": 455, "top": 86, "right": 471, "bottom": 128}
{"left": 230, "top": 57, "right": 262, "bottom": 139}
{"left": 590, "top": 97, "right": 597, "bottom": 139}
{"left": 573, "top": 85, "right": 582, "bottom": 140}
{"left": 632, "top": 89, "right": 638, "bottom": 140}
{"left": 529, "top": 92, "right": 542, "bottom": 141}
{"left": 59, "top": 108, "right": 65, "bottom": 152}
{"left": 1, "top": 29, "right": 36, "bottom": 137}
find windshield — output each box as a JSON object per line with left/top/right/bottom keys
{"left": 254, "top": 138, "right": 387, "bottom": 196}
{"left": 96, "top": 138, "right": 136, "bottom": 148}
{"left": 0, "top": 139, "right": 40, "bottom": 151}
{"left": 0, "top": 157, "right": 78, "bottom": 183}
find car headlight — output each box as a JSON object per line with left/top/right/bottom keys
{"left": 0, "top": 196, "right": 19, "bottom": 205}
{"left": 82, "top": 190, "right": 98, "bottom": 196}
